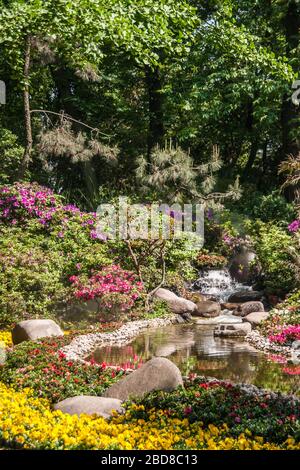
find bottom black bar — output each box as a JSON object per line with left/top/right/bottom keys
{"left": 0, "top": 450, "right": 299, "bottom": 467}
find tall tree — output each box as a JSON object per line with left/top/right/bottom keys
{"left": 0, "top": 0, "right": 198, "bottom": 178}
{"left": 280, "top": 0, "right": 300, "bottom": 161}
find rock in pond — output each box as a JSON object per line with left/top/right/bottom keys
{"left": 194, "top": 300, "right": 221, "bottom": 318}
{"left": 154, "top": 288, "right": 197, "bottom": 314}
{"left": 103, "top": 357, "right": 183, "bottom": 401}
{"left": 53, "top": 396, "right": 123, "bottom": 418}
{"left": 214, "top": 323, "right": 252, "bottom": 337}
{"left": 12, "top": 319, "right": 63, "bottom": 345}
{"left": 233, "top": 301, "right": 264, "bottom": 317}
{"left": 243, "top": 311, "right": 269, "bottom": 326}
{"left": 228, "top": 291, "right": 264, "bottom": 303}
{"left": 195, "top": 315, "right": 242, "bottom": 325}
{"left": 175, "top": 312, "right": 193, "bottom": 323}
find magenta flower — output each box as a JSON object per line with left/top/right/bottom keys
{"left": 288, "top": 220, "right": 300, "bottom": 233}
{"left": 269, "top": 325, "right": 300, "bottom": 345}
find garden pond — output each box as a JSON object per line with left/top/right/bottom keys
{"left": 90, "top": 323, "right": 300, "bottom": 396}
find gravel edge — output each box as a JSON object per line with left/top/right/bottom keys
{"left": 246, "top": 330, "right": 297, "bottom": 357}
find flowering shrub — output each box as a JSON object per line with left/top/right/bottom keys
{"left": 0, "top": 182, "right": 106, "bottom": 241}
{"left": 195, "top": 252, "right": 227, "bottom": 269}
{"left": 0, "top": 182, "right": 61, "bottom": 226}
{"left": 69, "top": 265, "right": 144, "bottom": 320}
{"left": 0, "top": 183, "right": 117, "bottom": 326}
{"left": 269, "top": 325, "right": 300, "bottom": 345}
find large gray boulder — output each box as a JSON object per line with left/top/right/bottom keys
{"left": 12, "top": 319, "right": 63, "bottom": 345}
{"left": 103, "top": 357, "right": 183, "bottom": 401}
{"left": 214, "top": 323, "right": 252, "bottom": 337}
{"left": 154, "top": 288, "right": 178, "bottom": 301}
{"left": 229, "top": 247, "right": 257, "bottom": 283}
{"left": 53, "top": 396, "right": 123, "bottom": 418}
{"left": 243, "top": 311, "right": 269, "bottom": 327}
{"left": 154, "top": 288, "right": 197, "bottom": 314}
{"left": 194, "top": 300, "right": 221, "bottom": 318}
{"left": 228, "top": 291, "right": 263, "bottom": 303}
{"left": 233, "top": 301, "right": 264, "bottom": 317}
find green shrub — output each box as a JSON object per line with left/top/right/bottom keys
{"left": 251, "top": 222, "right": 298, "bottom": 295}
{"left": 229, "top": 189, "right": 296, "bottom": 225}
{"left": 0, "top": 129, "right": 23, "bottom": 184}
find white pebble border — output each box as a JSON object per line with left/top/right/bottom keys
{"left": 246, "top": 330, "right": 295, "bottom": 357}
{"left": 60, "top": 315, "right": 179, "bottom": 363}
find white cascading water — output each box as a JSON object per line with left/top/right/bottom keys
{"left": 192, "top": 268, "right": 252, "bottom": 302}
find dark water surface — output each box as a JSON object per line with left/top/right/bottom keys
{"left": 90, "top": 324, "right": 300, "bottom": 395}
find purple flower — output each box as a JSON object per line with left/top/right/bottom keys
{"left": 223, "top": 234, "right": 233, "bottom": 245}
{"left": 288, "top": 220, "right": 300, "bottom": 233}
{"left": 90, "top": 229, "right": 107, "bottom": 240}
{"left": 206, "top": 208, "right": 214, "bottom": 220}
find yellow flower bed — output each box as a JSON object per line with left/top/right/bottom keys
{"left": 0, "top": 383, "right": 299, "bottom": 450}
{"left": 0, "top": 331, "right": 12, "bottom": 348}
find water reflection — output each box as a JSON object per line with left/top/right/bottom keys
{"left": 90, "top": 324, "right": 300, "bottom": 395}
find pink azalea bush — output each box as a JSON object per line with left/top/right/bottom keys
{"left": 69, "top": 265, "right": 144, "bottom": 319}
{"left": 0, "top": 182, "right": 105, "bottom": 240}
{"left": 269, "top": 325, "right": 300, "bottom": 345}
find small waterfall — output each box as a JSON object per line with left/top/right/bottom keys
{"left": 192, "top": 268, "right": 252, "bottom": 302}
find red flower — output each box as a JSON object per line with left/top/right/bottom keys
{"left": 184, "top": 406, "right": 193, "bottom": 415}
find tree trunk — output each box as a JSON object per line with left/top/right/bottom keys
{"left": 145, "top": 66, "right": 164, "bottom": 157}
{"left": 50, "top": 66, "right": 77, "bottom": 119}
{"left": 243, "top": 139, "right": 258, "bottom": 176}
{"left": 262, "top": 140, "right": 268, "bottom": 172}
{"left": 18, "top": 35, "right": 32, "bottom": 179}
